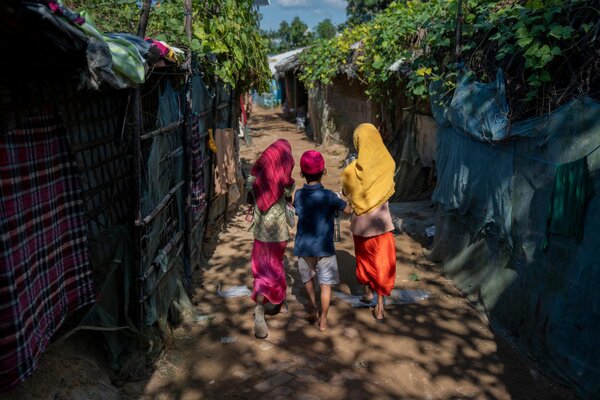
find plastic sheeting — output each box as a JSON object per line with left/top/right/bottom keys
{"left": 446, "top": 69, "right": 509, "bottom": 141}
{"left": 429, "top": 71, "right": 600, "bottom": 399}
{"left": 432, "top": 125, "right": 514, "bottom": 242}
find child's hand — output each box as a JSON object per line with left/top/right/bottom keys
{"left": 343, "top": 205, "right": 353, "bottom": 215}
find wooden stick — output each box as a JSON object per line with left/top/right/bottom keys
{"left": 137, "top": 0, "right": 152, "bottom": 38}
{"left": 455, "top": 0, "right": 463, "bottom": 63}
{"left": 131, "top": 87, "right": 144, "bottom": 329}
{"left": 140, "top": 120, "right": 183, "bottom": 140}
{"left": 137, "top": 180, "right": 185, "bottom": 226}
{"left": 139, "top": 231, "right": 185, "bottom": 301}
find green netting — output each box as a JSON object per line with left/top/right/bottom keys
{"left": 75, "top": 226, "right": 137, "bottom": 370}
{"left": 141, "top": 81, "right": 190, "bottom": 334}
{"left": 65, "top": 79, "right": 197, "bottom": 381}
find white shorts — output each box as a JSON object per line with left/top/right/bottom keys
{"left": 297, "top": 255, "right": 340, "bottom": 285}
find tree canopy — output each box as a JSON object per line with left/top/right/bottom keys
{"left": 261, "top": 15, "right": 316, "bottom": 54}
{"left": 316, "top": 19, "right": 337, "bottom": 40}
{"left": 346, "top": 0, "right": 394, "bottom": 26}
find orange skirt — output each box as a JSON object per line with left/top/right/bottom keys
{"left": 354, "top": 232, "right": 396, "bottom": 296}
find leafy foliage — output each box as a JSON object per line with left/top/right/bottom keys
{"left": 65, "top": 0, "right": 271, "bottom": 92}
{"left": 300, "top": 0, "right": 600, "bottom": 117}
{"left": 191, "top": 0, "right": 270, "bottom": 93}
{"left": 346, "top": 0, "right": 395, "bottom": 26}
{"left": 316, "top": 19, "right": 337, "bottom": 40}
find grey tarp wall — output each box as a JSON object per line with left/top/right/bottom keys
{"left": 428, "top": 73, "right": 600, "bottom": 399}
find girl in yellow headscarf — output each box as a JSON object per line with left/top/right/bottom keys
{"left": 342, "top": 123, "right": 396, "bottom": 321}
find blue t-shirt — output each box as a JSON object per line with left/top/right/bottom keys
{"left": 293, "top": 183, "right": 347, "bottom": 257}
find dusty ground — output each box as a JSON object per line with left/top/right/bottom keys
{"left": 6, "top": 107, "right": 576, "bottom": 400}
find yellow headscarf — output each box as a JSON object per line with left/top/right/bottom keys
{"left": 341, "top": 123, "right": 395, "bottom": 215}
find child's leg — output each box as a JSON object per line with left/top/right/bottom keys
{"left": 304, "top": 278, "right": 318, "bottom": 320}
{"left": 363, "top": 285, "right": 374, "bottom": 300}
{"left": 254, "top": 294, "right": 268, "bottom": 338}
{"left": 373, "top": 293, "right": 385, "bottom": 320}
{"left": 255, "top": 294, "right": 265, "bottom": 304}
{"left": 298, "top": 257, "right": 318, "bottom": 321}
{"left": 318, "top": 284, "right": 332, "bottom": 331}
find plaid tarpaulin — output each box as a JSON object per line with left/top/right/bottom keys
{"left": 0, "top": 108, "right": 95, "bottom": 391}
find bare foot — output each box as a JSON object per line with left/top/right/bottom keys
{"left": 278, "top": 301, "right": 288, "bottom": 314}
{"left": 318, "top": 318, "right": 329, "bottom": 331}
{"left": 305, "top": 308, "right": 318, "bottom": 323}
{"left": 360, "top": 286, "right": 374, "bottom": 304}
{"left": 372, "top": 305, "right": 385, "bottom": 321}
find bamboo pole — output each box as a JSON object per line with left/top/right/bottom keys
{"left": 134, "top": 3, "right": 150, "bottom": 331}
{"left": 137, "top": 0, "right": 152, "bottom": 38}
{"left": 183, "top": 0, "right": 194, "bottom": 289}
{"left": 455, "top": 0, "right": 463, "bottom": 63}
{"left": 131, "top": 88, "right": 143, "bottom": 329}
{"left": 140, "top": 120, "right": 183, "bottom": 140}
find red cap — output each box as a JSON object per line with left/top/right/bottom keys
{"left": 300, "top": 150, "right": 325, "bottom": 175}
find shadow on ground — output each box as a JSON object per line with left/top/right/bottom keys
{"left": 121, "top": 107, "right": 575, "bottom": 400}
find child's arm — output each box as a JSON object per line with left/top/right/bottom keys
{"left": 333, "top": 191, "right": 353, "bottom": 215}
{"left": 284, "top": 184, "right": 295, "bottom": 203}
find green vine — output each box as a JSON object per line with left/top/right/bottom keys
{"left": 299, "top": 0, "right": 600, "bottom": 117}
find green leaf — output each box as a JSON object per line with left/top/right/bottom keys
{"left": 190, "top": 38, "right": 202, "bottom": 51}
{"left": 517, "top": 36, "right": 533, "bottom": 47}
{"left": 540, "top": 70, "right": 551, "bottom": 82}
{"left": 549, "top": 25, "right": 574, "bottom": 39}
{"left": 409, "top": 273, "right": 420, "bottom": 282}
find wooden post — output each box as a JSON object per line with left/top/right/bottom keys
{"left": 455, "top": 0, "right": 463, "bottom": 62}
{"left": 185, "top": 0, "right": 193, "bottom": 40}
{"left": 183, "top": 0, "right": 194, "bottom": 289}
{"left": 137, "top": 0, "right": 152, "bottom": 37}
{"left": 133, "top": 1, "right": 150, "bottom": 330}
{"left": 131, "top": 88, "right": 143, "bottom": 329}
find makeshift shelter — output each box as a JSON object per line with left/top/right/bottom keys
{"left": 0, "top": 0, "right": 239, "bottom": 391}
{"left": 427, "top": 71, "right": 600, "bottom": 399}
{"left": 252, "top": 49, "right": 303, "bottom": 109}
{"left": 273, "top": 48, "right": 308, "bottom": 120}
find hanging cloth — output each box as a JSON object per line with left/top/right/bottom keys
{"left": 341, "top": 123, "right": 395, "bottom": 215}
{"left": 542, "top": 158, "right": 594, "bottom": 249}
{"left": 0, "top": 109, "right": 96, "bottom": 391}
{"left": 213, "top": 129, "right": 237, "bottom": 196}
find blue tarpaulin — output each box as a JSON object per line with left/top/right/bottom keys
{"left": 429, "top": 71, "right": 600, "bottom": 399}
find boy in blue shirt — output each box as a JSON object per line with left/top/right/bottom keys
{"left": 293, "top": 150, "right": 352, "bottom": 331}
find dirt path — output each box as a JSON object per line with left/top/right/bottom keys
{"left": 124, "top": 107, "right": 573, "bottom": 400}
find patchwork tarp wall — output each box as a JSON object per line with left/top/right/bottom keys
{"left": 0, "top": 68, "right": 237, "bottom": 391}
{"left": 428, "top": 72, "right": 600, "bottom": 399}
{"left": 0, "top": 0, "right": 239, "bottom": 386}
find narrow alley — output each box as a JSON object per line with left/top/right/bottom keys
{"left": 3, "top": 1, "right": 600, "bottom": 399}
{"left": 116, "top": 108, "right": 574, "bottom": 400}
